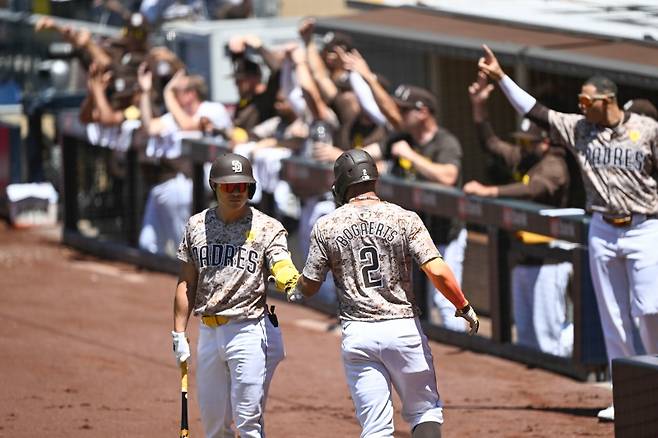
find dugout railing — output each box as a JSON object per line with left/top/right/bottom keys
{"left": 280, "top": 155, "right": 607, "bottom": 381}
{"left": 56, "top": 116, "right": 607, "bottom": 380}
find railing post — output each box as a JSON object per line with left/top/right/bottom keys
{"left": 489, "top": 225, "right": 512, "bottom": 343}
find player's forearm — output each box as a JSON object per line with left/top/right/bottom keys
{"left": 173, "top": 281, "right": 194, "bottom": 332}
{"left": 421, "top": 258, "right": 469, "bottom": 309}
{"left": 410, "top": 153, "right": 458, "bottom": 186}
{"left": 164, "top": 90, "right": 198, "bottom": 131}
{"left": 364, "top": 73, "right": 402, "bottom": 130}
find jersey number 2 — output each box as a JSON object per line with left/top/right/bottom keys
{"left": 359, "top": 246, "right": 383, "bottom": 288}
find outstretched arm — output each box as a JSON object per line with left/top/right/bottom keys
{"left": 478, "top": 44, "right": 549, "bottom": 129}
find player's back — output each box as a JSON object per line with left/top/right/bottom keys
{"left": 309, "top": 201, "right": 440, "bottom": 321}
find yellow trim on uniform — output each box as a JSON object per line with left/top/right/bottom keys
{"left": 629, "top": 130, "right": 640, "bottom": 142}
{"left": 202, "top": 315, "right": 231, "bottom": 327}
{"left": 245, "top": 230, "right": 257, "bottom": 242}
{"left": 521, "top": 174, "right": 530, "bottom": 185}
{"left": 271, "top": 258, "right": 300, "bottom": 292}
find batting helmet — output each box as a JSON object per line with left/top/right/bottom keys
{"left": 209, "top": 153, "right": 257, "bottom": 199}
{"left": 332, "top": 149, "right": 379, "bottom": 206}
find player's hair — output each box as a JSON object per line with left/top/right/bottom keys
{"left": 187, "top": 75, "right": 208, "bottom": 102}
{"left": 584, "top": 75, "right": 617, "bottom": 97}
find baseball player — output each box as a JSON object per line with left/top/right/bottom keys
{"left": 292, "top": 149, "right": 480, "bottom": 438}
{"left": 479, "top": 45, "right": 658, "bottom": 422}
{"left": 171, "top": 153, "right": 300, "bottom": 437}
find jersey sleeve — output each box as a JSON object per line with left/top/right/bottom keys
{"left": 198, "top": 101, "right": 233, "bottom": 131}
{"left": 302, "top": 223, "right": 331, "bottom": 283}
{"left": 434, "top": 133, "right": 462, "bottom": 169}
{"left": 176, "top": 219, "right": 194, "bottom": 264}
{"left": 548, "top": 110, "right": 582, "bottom": 150}
{"left": 406, "top": 212, "right": 441, "bottom": 266}
{"left": 265, "top": 223, "right": 291, "bottom": 270}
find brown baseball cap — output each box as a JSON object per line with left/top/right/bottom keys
{"left": 624, "top": 98, "right": 658, "bottom": 121}
{"left": 511, "top": 118, "right": 547, "bottom": 142}
{"left": 392, "top": 84, "right": 437, "bottom": 113}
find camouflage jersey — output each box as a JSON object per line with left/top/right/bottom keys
{"left": 302, "top": 201, "right": 441, "bottom": 321}
{"left": 177, "top": 207, "right": 290, "bottom": 319}
{"left": 549, "top": 111, "right": 658, "bottom": 215}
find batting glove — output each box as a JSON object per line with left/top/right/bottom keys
{"left": 171, "top": 331, "right": 190, "bottom": 364}
{"left": 455, "top": 304, "right": 480, "bottom": 335}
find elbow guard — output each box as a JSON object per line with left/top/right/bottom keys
{"left": 271, "top": 258, "right": 300, "bottom": 293}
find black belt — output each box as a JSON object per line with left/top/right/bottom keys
{"left": 601, "top": 213, "right": 658, "bottom": 228}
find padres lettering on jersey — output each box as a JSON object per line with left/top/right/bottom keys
{"left": 177, "top": 207, "right": 289, "bottom": 319}
{"left": 303, "top": 202, "right": 440, "bottom": 322}
{"left": 192, "top": 244, "right": 259, "bottom": 273}
{"left": 549, "top": 111, "right": 658, "bottom": 215}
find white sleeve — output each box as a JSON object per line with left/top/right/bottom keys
{"left": 198, "top": 102, "right": 232, "bottom": 130}
{"left": 499, "top": 75, "right": 537, "bottom": 115}
{"left": 280, "top": 58, "right": 307, "bottom": 119}
{"left": 349, "top": 71, "right": 387, "bottom": 126}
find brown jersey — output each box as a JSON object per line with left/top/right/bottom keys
{"left": 177, "top": 207, "right": 290, "bottom": 319}
{"left": 302, "top": 201, "right": 441, "bottom": 321}
{"left": 548, "top": 111, "right": 658, "bottom": 214}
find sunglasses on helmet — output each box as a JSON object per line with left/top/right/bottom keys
{"left": 219, "top": 183, "right": 249, "bottom": 193}
{"left": 578, "top": 93, "right": 614, "bottom": 108}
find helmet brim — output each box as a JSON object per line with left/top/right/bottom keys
{"left": 210, "top": 174, "right": 256, "bottom": 184}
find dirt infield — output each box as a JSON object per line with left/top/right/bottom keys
{"left": 0, "top": 224, "right": 613, "bottom": 437}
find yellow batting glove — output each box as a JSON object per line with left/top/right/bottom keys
{"left": 271, "top": 258, "right": 301, "bottom": 294}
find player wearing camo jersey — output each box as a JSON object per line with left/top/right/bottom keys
{"left": 292, "top": 149, "right": 479, "bottom": 438}
{"left": 479, "top": 45, "right": 658, "bottom": 422}
{"left": 171, "top": 153, "right": 300, "bottom": 438}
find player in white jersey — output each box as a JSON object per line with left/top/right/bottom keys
{"left": 478, "top": 45, "right": 658, "bottom": 422}
{"left": 171, "top": 153, "right": 301, "bottom": 437}
{"left": 291, "top": 149, "right": 480, "bottom": 438}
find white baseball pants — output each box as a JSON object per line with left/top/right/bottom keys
{"left": 512, "top": 262, "right": 573, "bottom": 357}
{"left": 341, "top": 317, "right": 443, "bottom": 438}
{"left": 588, "top": 213, "right": 658, "bottom": 367}
{"left": 196, "top": 316, "right": 284, "bottom": 438}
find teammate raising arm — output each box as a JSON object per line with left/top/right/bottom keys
{"left": 478, "top": 44, "right": 658, "bottom": 422}
{"left": 172, "top": 153, "right": 300, "bottom": 437}
{"left": 292, "top": 149, "right": 479, "bottom": 438}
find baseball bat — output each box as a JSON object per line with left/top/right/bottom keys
{"left": 180, "top": 360, "right": 189, "bottom": 437}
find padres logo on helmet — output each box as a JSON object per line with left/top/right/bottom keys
{"left": 209, "top": 153, "right": 257, "bottom": 199}
{"left": 332, "top": 149, "right": 379, "bottom": 206}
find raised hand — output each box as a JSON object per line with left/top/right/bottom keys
{"left": 335, "top": 47, "right": 373, "bottom": 80}
{"left": 478, "top": 44, "right": 505, "bottom": 81}
{"left": 468, "top": 73, "right": 495, "bottom": 105}
{"left": 137, "top": 62, "right": 152, "bottom": 92}
{"left": 298, "top": 17, "right": 316, "bottom": 45}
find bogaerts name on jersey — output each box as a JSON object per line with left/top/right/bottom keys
{"left": 335, "top": 221, "right": 399, "bottom": 248}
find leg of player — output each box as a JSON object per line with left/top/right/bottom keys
{"left": 588, "top": 221, "right": 638, "bottom": 363}
{"left": 226, "top": 319, "right": 268, "bottom": 438}
{"left": 385, "top": 319, "right": 443, "bottom": 433}
{"left": 342, "top": 321, "right": 395, "bottom": 437}
{"left": 196, "top": 325, "right": 234, "bottom": 437}
{"left": 412, "top": 421, "right": 442, "bottom": 438}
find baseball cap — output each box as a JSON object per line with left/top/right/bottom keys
{"left": 623, "top": 98, "right": 658, "bottom": 121}
{"left": 392, "top": 84, "right": 437, "bottom": 114}
{"left": 230, "top": 59, "right": 261, "bottom": 79}
{"left": 511, "top": 118, "right": 547, "bottom": 142}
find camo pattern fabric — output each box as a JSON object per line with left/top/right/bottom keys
{"left": 549, "top": 110, "right": 658, "bottom": 214}
{"left": 303, "top": 201, "right": 441, "bottom": 321}
{"left": 178, "top": 207, "right": 289, "bottom": 319}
